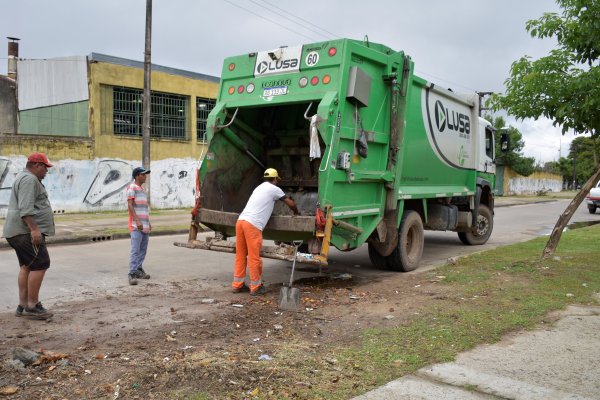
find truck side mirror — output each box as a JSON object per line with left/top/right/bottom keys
{"left": 500, "top": 133, "right": 510, "bottom": 153}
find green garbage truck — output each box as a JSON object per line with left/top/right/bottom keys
{"left": 178, "top": 38, "right": 503, "bottom": 272}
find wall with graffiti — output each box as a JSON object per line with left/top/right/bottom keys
{"left": 0, "top": 156, "right": 198, "bottom": 216}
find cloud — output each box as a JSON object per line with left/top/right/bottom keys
{"left": 510, "top": 117, "right": 578, "bottom": 163}
{"left": 0, "top": 0, "right": 566, "bottom": 162}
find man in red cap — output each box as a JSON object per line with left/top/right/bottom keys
{"left": 3, "top": 152, "right": 55, "bottom": 320}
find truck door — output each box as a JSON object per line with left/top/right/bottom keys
{"left": 477, "top": 119, "right": 495, "bottom": 174}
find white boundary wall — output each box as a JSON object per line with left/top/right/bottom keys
{"left": 0, "top": 156, "right": 198, "bottom": 216}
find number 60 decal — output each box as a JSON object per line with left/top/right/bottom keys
{"left": 305, "top": 51, "right": 320, "bottom": 67}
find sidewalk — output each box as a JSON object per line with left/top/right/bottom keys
{"left": 354, "top": 303, "right": 600, "bottom": 399}
{"left": 0, "top": 197, "right": 558, "bottom": 249}
{"left": 0, "top": 208, "right": 193, "bottom": 249}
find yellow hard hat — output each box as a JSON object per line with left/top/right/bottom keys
{"left": 263, "top": 168, "right": 280, "bottom": 179}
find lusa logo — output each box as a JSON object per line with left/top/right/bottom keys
{"left": 434, "top": 100, "right": 470, "bottom": 134}
{"left": 256, "top": 59, "right": 299, "bottom": 74}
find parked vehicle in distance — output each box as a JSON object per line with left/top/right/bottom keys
{"left": 586, "top": 181, "right": 600, "bottom": 214}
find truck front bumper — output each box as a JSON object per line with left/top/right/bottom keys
{"left": 587, "top": 198, "right": 600, "bottom": 207}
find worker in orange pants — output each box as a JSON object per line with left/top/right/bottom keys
{"left": 232, "top": 168, "right": 298, "bottom": 296}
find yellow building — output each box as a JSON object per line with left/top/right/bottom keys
{"left": 2, "top": 53, "right": 219, "bottom": 160}
{"left": 0, "top": 54, "right": 220, "bottom": 212}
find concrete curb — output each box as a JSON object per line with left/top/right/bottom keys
{"left": 495, "top": 199, "right": 557, "bottom": 207}
{"left": 0, "top": 228, "right": 191, "bottom": 250}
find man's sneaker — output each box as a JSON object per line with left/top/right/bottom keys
{"left": 15, "top": 305, "right": 24, "bottom": 317}
{"left": 128, "top": 273, "right": 138, "bottom": 286}
{"left": 137, "top": 269, "right": 151, "bottom": 279}
{"left": 24, "top": 302, "right": 53, "bottom": 320}
{"left": 232, "top": 285, "right": 249, "bottom": 294}
{"left": 250, "top": 285, "right": 267, "bottom": 297}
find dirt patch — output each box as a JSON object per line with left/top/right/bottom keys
{"left": 0, "top": 272, "right": 453, "bottom": 399}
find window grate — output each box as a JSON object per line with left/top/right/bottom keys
{"left": 113, "top": 87, "right": 188, "bottom": 139}
{"left": 196, "top": 97, "right": 216, "bottom": 142}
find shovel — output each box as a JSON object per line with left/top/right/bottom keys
{"left": 278, "top": 240, "right": 302, "bottom": 311}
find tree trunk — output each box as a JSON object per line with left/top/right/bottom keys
{"left": 542, "top": 165, "right": 600, "bottom": 258}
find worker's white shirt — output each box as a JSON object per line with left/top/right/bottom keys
{"left": 238, "top": 182, "right": 285, "bottom": 231}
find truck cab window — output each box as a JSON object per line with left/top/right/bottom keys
{"left": 485, "top": 126, "right": 494, "bottom": 159}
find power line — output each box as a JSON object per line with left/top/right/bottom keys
{"left": 253, "top": 0, "right": 341, "bottom": 39}
{"left": 225, "top": 1, "right": 483, "bottom": 95}
{"left": 415, "top": 69, "right": 480, "bottom": 93}
{"left": 222, "top": 0, "right": 321, "bottom": 42}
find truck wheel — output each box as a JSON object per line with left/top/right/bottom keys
{"left": 458, "top": 205, "right": 493, "bottom": 245}
{"left": 387, "top": 211, "right": 424, "bottom": 272}
{"left": 368, "top": 242, "right": 390, "bottom": 270}
{"left": 588, "top": 205, "right": 597, "bottom": 214}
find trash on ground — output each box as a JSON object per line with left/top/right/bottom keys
{"left": 332, "top": 273, "right": 352, "bottom": 280}
{"left": 12, "top": 347, "right": 39, "bottom": 366}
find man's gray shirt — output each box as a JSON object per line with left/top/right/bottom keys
{"left": 3, "top": 169, "right": 55, "bottom": 239}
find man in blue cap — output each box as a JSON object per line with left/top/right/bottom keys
{"left": 126, "top": 166, "right": 151, "bottom": 285}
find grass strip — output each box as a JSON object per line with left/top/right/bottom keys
{"left": 294, "top": 224, "right": 600, "bottom": 399}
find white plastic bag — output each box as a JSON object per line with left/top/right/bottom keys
{"left": 309, "top": 114, "right": 321, "bottom": 160}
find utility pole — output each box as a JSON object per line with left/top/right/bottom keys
{"left": 476, "top": 91, "right": 493, "bottom": 117}
{"left": 572, "top": 145, "right": 577, "bottom": 190}
{"left": 142, "top": 0, "right": 152, "bottom": 204}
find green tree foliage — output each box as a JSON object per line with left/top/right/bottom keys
{"left": 539, "top": 161, "right": 561, "bottom": 174}
{"left": 485, "top": 115, "right": 536, "bottom": 176}
{"left": 489, "top": 0, "right": 600, "bottom": 258}
{"left": 562, "top": 136, "right": 600, "bottom": 187}
{"left": 490, "top": 0, "right": 600, "bottom": 137}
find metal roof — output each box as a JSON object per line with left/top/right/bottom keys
{"left": 89, "top": 53, "right": 220, "bottom": 83}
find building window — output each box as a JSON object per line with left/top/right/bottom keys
{"left": 196, "top": 97, "right": 215, "bottom": 142}
{"left": 113, "top": 87, "right": 188, "bottom": 139}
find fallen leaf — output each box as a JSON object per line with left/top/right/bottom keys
{"left": 48, "top": 365, "right": 56, "bottom": 371}
{"left": 33, "top": 350, "right": 69, "bottom": 365}
{"left": 165, "top": 335, "right": 176, "bottom": 342}
{"left": 0, "top": 386, "right": 18, "bottom": 395}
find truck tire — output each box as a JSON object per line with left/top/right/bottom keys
{"left": 368, "top": 211, "right": 424, "bottom": 272}
{"left": 588, "top": 205, "right": 597, "bottom": 214}
{"left": 388, "top": 211, "right": 424, "bottom": 272}
{"left": 368, "top": 242, "right": 391, "bottom": 270}
{"left": 458, "top": 204, "right": 493, "bottom": 245}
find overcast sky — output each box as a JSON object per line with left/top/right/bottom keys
{"left": 0, "top": 0, "right": 576, "bottom": 162}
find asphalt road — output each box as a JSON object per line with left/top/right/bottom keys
{"left": 0, "top": 199, "right": 597, "bottom": 310}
